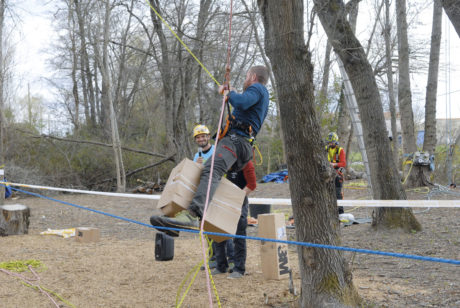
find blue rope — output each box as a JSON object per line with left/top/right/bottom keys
{"left": 7, "top": 185, "right": 460, "bottom": 266}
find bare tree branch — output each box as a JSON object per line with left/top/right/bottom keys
{"left": 16, "top": 129, "right": 174, "bottom": 160}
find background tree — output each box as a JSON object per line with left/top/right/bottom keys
{"left": 423, "top": 0, "right": 442, "bottom": 156}
{"left": 396, "top": 0, "right": 419, "bottom": 187}
{"left": 313, "top": 0, "right": 421, "bottom": 232}
{"left": 441, "top": 0, "right": 460, "bottom": 37}
{"left": 384, "top": 0, "right": 399, "bottom": 166}
{"left": 0, "top": 0, "right": 5, "bottom": 204}
{"left": 258, "top": 1, "right": 360, "bottom": 306}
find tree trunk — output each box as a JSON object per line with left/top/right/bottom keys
{"left": 313, "top": 0, "right": 421, "bottom": 232}
{"left": 0, "top": 0, "right": 5, "bottom": 205}
{"left": 95, "top": 0, "right": 126, "bottom": 192}
{"left": 396, "top": 0, "right": 419, "bottom": 187}
{"left": 384, "top": 0, "right": 400, "bottom": 167}
{"left": 69, "top": 8, "right": 80, "bottom": 132}
{"left": 337, "top": 1, "right": 358, "bottom": 160}
{"left": 258, "top": 1, "right": 360, "bottom": 306}
{"left": 0, "top": 205, "right": 30, "bottom": 236}
{"left": 423, "top": 0, "right": 442, "bottom": 156}
{"left": 441, "top": 0, "right": 460, "bottom": 38}
{"left": 149, "top": 0, "right": 178, "bottom": 157}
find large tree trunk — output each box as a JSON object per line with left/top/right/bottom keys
{"left": 423, "top": 0, "right": 442, "bottom": 156}
{"left": 258, "top": 1, "right": 360, "bottom": 306}
{"left": 337, "top": 2, "right": 358, "bottom": 151}
{"left": 441, "top": 0, "right": 460, "bottom": 38}
{"left": 313, "top": 0, "right": 421, "bottom": 232}
{"left": 396, "top": 0, "right": 420, "bottom": 187}
{"left": 384, "top": 0, "right": 400, "bottom": 167}
{"left": 0, "top": 0, "right": 5, "bottom": 205}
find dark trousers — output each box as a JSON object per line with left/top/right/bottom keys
{"left": 335, "top": 174, "right": 344, "bottom": 214}
{"left": 189, "top": 134, "right": 252, "bottom": 218}
{"left": 215, "top": 196, "right": 248, "bottom": 274}
{"left": 210, "top": 240, "right": 234, "bottom": 263}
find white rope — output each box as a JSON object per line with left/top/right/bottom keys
{"left": 2, "top": 182, "right": 160, "bottom": 200}
{"left": 4, "top": 182, "right": 460, "bottom": 207}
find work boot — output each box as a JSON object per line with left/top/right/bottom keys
{"left": 150, "top": 210, "right": 199, "bottom": 237}
{"left": 227, "top": 271, "right": 243, "bottom": 279}
{"left": 211, "top": 268, "right": 226, "bottom": 275}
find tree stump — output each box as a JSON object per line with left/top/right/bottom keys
{"left": 0, "top": 204, "right": 30, "bottom": 236}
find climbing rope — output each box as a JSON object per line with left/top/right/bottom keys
{"left": 176, "top": 236, "right": 221, "bottom": 308}
{"left": 144, "top": 1, "right": 235, "bottom": 306}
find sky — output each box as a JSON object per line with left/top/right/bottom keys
{"left": 12, "top": 0, "right": 460, "bottom": 124}
{"left": 14, "top": 0, "right": 55, "bottom": 101}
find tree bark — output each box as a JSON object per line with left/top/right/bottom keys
{"left": 0, "top": 204, "right": 30, "bottom": 236}
{"left": 149, "top": 0, "right": 178, "bottom": 157}
{"left": 441, "top": 0, "right": 460, "bottom": 38}
{"left": 258, "top": 1, "right": 360, "bottom": 306}
{"left": 313, "top": 0, "right": 421, "bottom": 232}
{"left": 423, "top": 0, "right": 442, "bottom": 156}
{"left": 384, "top": 0, "right": 400, "bottom": 167}
{"left": 0, "top": 0, "right": 5, "bottom": 205}
{"left": 396, "top": 0, "right": 419, "bottom": 187}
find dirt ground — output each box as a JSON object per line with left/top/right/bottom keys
{"left": 1, "top": 181, "right": 459, "bottom": 307}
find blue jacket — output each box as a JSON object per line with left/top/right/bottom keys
{"left": 228, "top": 83, "right": 269, "bottom": 137}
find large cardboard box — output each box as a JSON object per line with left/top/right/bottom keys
{"left": 258, "top": 213, "right": 290, "bottom": 280}
{"left": 157, "top": 158, "right": 245, "bottom": 243}
{"left": 157, "top": 158, "right": 204, "bottom": 216}
{"left": 203, "top": 177, "right": 245, "bottom": 243}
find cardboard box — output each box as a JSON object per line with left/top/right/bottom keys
{"left": 157, "top": 158, "right": 245, "bottom": 243}
{"left": 75, "top": 227, "right": 100, "bottom": 243}
{"left": 258, "top": 213, "right": 290, "bottom": 280}
{"left": 157, "top": 158, "right": 204, "bottom": 216}
{"left": 203, "top": 177, "right": 245, "bottom": 243}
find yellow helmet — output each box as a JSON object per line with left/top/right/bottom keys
{"left": 193, "top": 125, "right": 210, "bottom": 137}
{"left": 326, "top": 132, "right": 339, "bottom": 144}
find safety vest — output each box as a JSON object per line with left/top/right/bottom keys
{"left": 326, "top": 145, "right": 344, "bottom": 163}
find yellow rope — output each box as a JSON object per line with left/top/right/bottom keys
{"left": 401, "top": 160, "right": 414, "bottom": 185}
{"left": 0, "top": 260, "right": 44, "bottom": 272}
{"left": 254, "top": 144, "right": 263, "bottom": 166}
{"left": 175, "top": 236, "right": 221, "bottom": 308}
{"left": 0, "top": 260, "right": 75, "bottom": 308}
{"left": 21, "top": 282, "right": 76, "bottom": 308}
{"left": 145, "top": 0, "right": 221, "bottom": 86}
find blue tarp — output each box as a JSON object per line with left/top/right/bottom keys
{"left": 262, "top": 170, "right": 288, "bottom": 183}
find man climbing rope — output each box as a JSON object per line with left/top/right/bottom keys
{"left": 150, "top": 65, "right": 269, "bottom": 234}
{"left": 325, "top": 132, "right": 346, "bottom": 214}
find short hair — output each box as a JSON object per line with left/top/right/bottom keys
{"left": 249, "top": 66, "right": 269, "bottom": 85}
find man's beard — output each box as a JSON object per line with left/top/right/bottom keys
{"left": 197, "top": 140, "right": 209, "bottom": 148}
{"left": 243, "top": 79, "right": 250, "bottom": 91}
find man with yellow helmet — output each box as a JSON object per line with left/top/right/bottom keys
{"left": 325, "top": 132, "right": 346, "bottom": 214}
{"left": 192, "top": 125, "right": 214, "bottom": 164}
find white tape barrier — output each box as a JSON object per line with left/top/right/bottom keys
{"left": 3, "top": 182, "right": 160, "bottom": 200}
{"left": 249, "top": 198, "right": 460, "bottom": 208}
{"left": 3, "top": 182, "right": 460, "bottom": 208}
